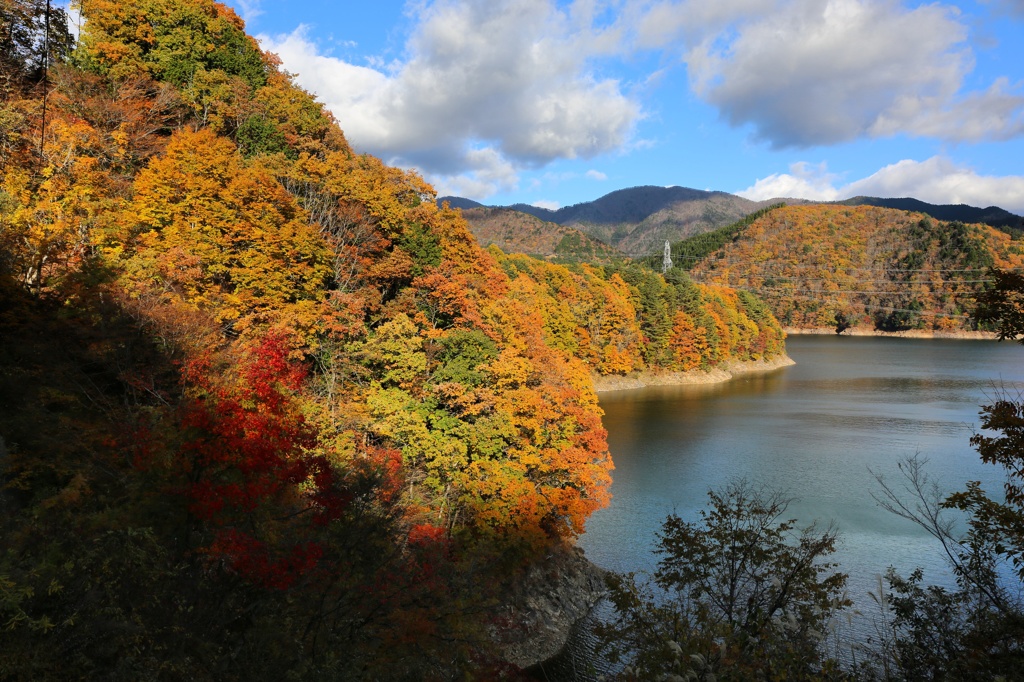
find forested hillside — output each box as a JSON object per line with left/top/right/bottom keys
{"left": 453, "top": 186, "right": 793, "bottom": 256}
{"left": 500, "top": 255, "right": 785, "bottom": 374}
{"left": 0, "top": 0, "right": 787, "bottom": 677}
{"left": 840, "top": 196, "right": 1023, "bottom": 233}
{"left": 677, "top": 204, "right": 1024, "bottom": 332}
{"left": 457, "top": 205, "right": 623, "bottom": 263}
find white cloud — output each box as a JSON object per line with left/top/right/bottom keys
{"left": 635, "top": 0, "right": 778, "bottom": 49}
{"left": 254, "top": 0, "right": 1024, "bottom": 199}
{"left": 586, "top": 169, "right": 608, "bottom": 181}
{"left": 738, "top": 161, "right": 840, "bottom": 200}
{"left": 532, "top": 200, "right": 561, "bottom": 210}
{"left": 869, "top": 77, "right": 1024, "bottom": 142}
{"left": 739, "top": 157, "right": 1024, "bottom": 214}
{"left": 847, "top": 158, "right": 1024, "bottom": 213}
{"left": 423, "top": 146, "right": 520, "bottom": 200}
{"left": 259, "top": 0, "right": 640, "bottom": 198}
{"left": 230, "top": 0, "right": 263, "bottom": 22}
{"left": 639, "top": 0, "right": 1024, "bottom": 147}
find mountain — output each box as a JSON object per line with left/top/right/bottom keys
{"left": 681, "top": 204, "right": 1024, "bottom": 333}
{"left": 507, "top": 185, "right": 722, "bottom": 225}
{"left": 838, "top": 196, "right": 1024, "bottom": 232}
{"left": 438, "top": 196, "right": 485, "bottom": 210}
{"left": 445, "top": 186, "right": 796, "bottom": 257}
{"left": 458, "top": 206, "right": 623, "bottom": 262}
{"left": 446, "top": 188, "right": 1023, "bottom": 260}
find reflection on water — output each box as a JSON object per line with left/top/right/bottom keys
{"left": 550, "top": 335, "right": 1024, "bottom": 679}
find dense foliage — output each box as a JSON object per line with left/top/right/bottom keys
{"left": 499, "top": 255, "right": 785, "bottom": 375}
{"left": 598, "top": 483, "right": 851, "bottom": 681}
{"left": 0, "top": 0, "right": 788, "bottom": 677}
{"left": 673, "top": 204, "right": 1024, "bottom": 333}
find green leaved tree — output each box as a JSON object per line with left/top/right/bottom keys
{"left": 598, "top": 481, "right": 851, "bottom": 681}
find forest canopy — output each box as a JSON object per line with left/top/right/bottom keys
{"left": 668, "top": 204, "right": 1024, "bottom": 333}
{"left": 0, "top": 0, "right": 789, "bottom": 677}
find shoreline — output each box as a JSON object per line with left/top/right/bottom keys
{"left": 784, "top": 327, "right": 998, "bottom": 340}
{"left": 591, "top": 354, "right": 796, "bottom": 393}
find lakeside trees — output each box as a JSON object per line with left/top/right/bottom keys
{"left": 0, "top": 0, "right": 791, "bottom": 677}
{"left": 595, "top": 269, "right": 1024, "bottom": 680}
{"left": 498, "top": 255, "right": 786, "bottom": 376}
{"left": 862, "top": 266, "right": 1024, "bottom": 677}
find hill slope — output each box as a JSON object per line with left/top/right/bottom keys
{"left": 0, "top": 0, "right": 789, "bottom": 677}
{"left": 839, "top": 196, "right": 1024, "bottom": 233}
{"left": 683, "top": 204, "right": 1024, "bottom": 332}
{"left": 448, "top": 186, "right": 793, "bottom": 257}
{"left": 446, "top": 189, "right": 1024, "bottom": 260}
{"left": 458, "top": 206, "right": 623, "bottom": 262}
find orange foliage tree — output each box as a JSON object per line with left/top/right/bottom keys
{"left": 118, "top": 127, "right": 332, "bottom": 341}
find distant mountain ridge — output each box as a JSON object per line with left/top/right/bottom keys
{"left": 440, "top": 196, "right": 486, "bottom": 211}
{"left": 506, "top": 186, "right": 730, "bottom": 225}
{"left": 440, "top": 187, "right": 1023, "bottom": 259}
{"left": 442, "top": 186, "right": 789, "bottom": 257}
{"left": 457, "top": 206, "right": 622, "bottom": 263}
{"left": 839, "top": 196, "right": 1023, "bottom": 231}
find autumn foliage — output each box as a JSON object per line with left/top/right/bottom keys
{"left": 0, "top": 0, "right": 785, "bottom": 677}
{"left": 498, "top": 253, "right": 785, "bottom": 375}
{"left": 683, "top": 204, "right": 1024, "bottom": 332}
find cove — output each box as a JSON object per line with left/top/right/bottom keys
{"left": 572, "top": 335, "right": 1024, "bottom": 666}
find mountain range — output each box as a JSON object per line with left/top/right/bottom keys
{"left": 441, "top": 187, "right": 1023, "bottom": 259}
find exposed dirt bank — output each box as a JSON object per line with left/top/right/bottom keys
{"left": 784, "top": 327, "right": 998, "bottom": 340}
{"left": 591, "top": 355, "right": 796, "bottom": 393}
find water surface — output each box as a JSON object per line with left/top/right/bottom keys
{"left": 578, "top": 335, "right": 1024, "bottom": 646}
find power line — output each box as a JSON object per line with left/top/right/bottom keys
{"left": 689, "top": 273, "right": 995, "bottom": 294}
{"left": 775, "top": 293, "right": 971, "bottom": 320}
{"left": 726, "top": 278, "right": 995, "bottom": 286}
{"left": 663, "top": 250, "right": 1024, "bottom": 274}
{"left": 678, "top": 258, "right": 1020, "bottom": 274}
{"left": 756, "top": 287, "right": 982, "bottom": 296}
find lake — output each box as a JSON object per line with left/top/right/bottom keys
{"left": 546, "top": 335, "right": 1024, "bottom": 677}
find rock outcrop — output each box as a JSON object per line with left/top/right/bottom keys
{"left": 492, "top": 544, "right": 606, "bottom": 669}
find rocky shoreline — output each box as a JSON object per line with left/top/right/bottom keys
{"left": 784, "top": 327, "right": 998, "bottom": 340}
{"left": 591, "top": 354, "right": 796, "bottom": 393}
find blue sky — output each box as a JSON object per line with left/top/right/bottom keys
{"left": 223, "top": 0, "right": 1024, "bottom": 213}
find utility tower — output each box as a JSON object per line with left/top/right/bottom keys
{"left": 662, "top": 240, "right": 673, "bottom": 273}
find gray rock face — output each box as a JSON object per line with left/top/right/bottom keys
{"left": 491, "top": 544, "right": 606, "bottom": 670}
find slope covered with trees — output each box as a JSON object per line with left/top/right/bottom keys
{"left": 500, "top": 255, "right": 785, "bottom": 375}
{"left": 457, "top": 205, "right": 623, "bottom": 263}
{"left": 0, "top": 0, "right": 788, "bottom": 677}
{"left": 840, "top": 196, "right": 1023, "bottom": 233}
{"left": 677, "top": 204, "right": 1024, "bottom": 333}
{"left": 454, "top": 186, "right": 796, "bottom": 257}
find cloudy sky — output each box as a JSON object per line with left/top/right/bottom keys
{"left": 225, "top": 0, "right": 1024, "bottom": 213}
